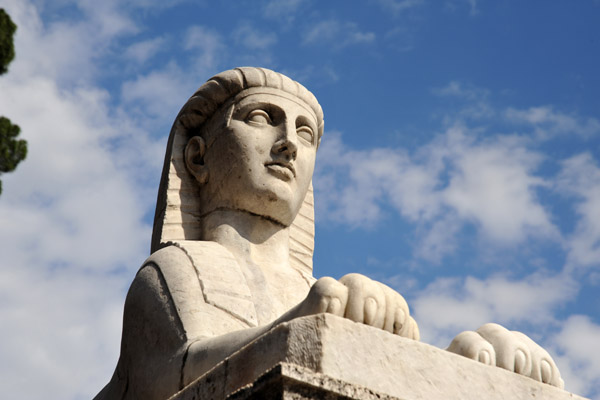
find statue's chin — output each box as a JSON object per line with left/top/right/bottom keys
{"left": 198, "top": 179, "right": 306, "bottom": 228}
{"left": 238, "top": 197, "right": 301, "bottom": 227}
{"left": 199, "top": 202, "right": 297, "bottom": 229}
{"left": 246, "top": 204, "right": 297, "bottom": 228}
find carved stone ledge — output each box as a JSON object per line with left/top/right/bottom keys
{"left": 228, "top": 363, "right": 402, "bottom": 400}
{"left": 170, "top": 314, "right": 588, "bottom": 400}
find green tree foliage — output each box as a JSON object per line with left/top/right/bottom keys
{"left": 0, "top": 9, "right": 16, "bottom": 75}
{"left": 0, "top": 117, "right": 27, "bottom": 194}
{"left": 0, "top": 8, "right": 26, "bottom": 195}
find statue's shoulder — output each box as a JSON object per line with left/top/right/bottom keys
{"left": 146, "top": 240, "right": 240, "bottom": 285}
{"left": 145, "top": 240, "right": 231, "bottom": 267}
{"left": 145, "top": 241, "right": 259, "bottom": 329}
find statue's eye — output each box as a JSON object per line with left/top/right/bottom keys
{"left": 297, "top": 125, "right": 314, "bottom": 144}
{"left": 247, "top": 109, "right": 272, "bottom": 125}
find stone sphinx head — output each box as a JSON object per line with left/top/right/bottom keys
{"left": 152, "top": 67, "right": 324, "bottom": 275}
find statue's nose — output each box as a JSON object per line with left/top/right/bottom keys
{"left": 272, "top": 121, "right": 298, "bottom": 159}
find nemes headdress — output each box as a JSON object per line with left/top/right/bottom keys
{"left": 151, "top": 67, "right": 324, "bottom": 276}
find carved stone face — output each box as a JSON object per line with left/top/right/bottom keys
{"left": 187, "top": 90, "right": 319, "bottom": 226}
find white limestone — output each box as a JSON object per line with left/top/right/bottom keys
{"left": 447, "top": 322, "right": 564, "bottom": 388}
{"left": 171, "top": 314, "right": 586, "bottom": 400}
{"left": 95, "top": 67, "right": 571, "bottom": 400}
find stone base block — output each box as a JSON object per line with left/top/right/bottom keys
{"left": 230, "top": 363, "right": 402, "bottom": 400}
{"left": 170, "top": 314, "right": 588, "bottom": 400}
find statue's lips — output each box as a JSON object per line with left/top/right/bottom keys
{"left": 265, "top": 161, "right": 296, "bottom": 180}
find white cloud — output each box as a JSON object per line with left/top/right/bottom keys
{"left": 351, "top": 30, "right": 377, "bottom": 44}
{"left": 433, "top": 81, "right": 488, "bottom": 101}
{"left": 121, "top": 26, "right": 224, "bottom": 123}
{"left": 432, "top": 81, "right": 493, "bottom": 119}
{"left": 76, "top": 0, "right": 139, "bottom": 38}
{"left": 280, "top": 65, "right": 341, "bottom": 86}
{"left": 444, "top": 0, "right": 480, "bottom": 15}
{"left": 412, "top": 272, "right": 578, "bottom": 347}
{"left": 121, "top": 61, "right": 192, "bottom": 122}
{"left": 264, "top": 0, "right": 306, "bottom": 21}
{"left": 0, "top": 3, "right": 597, "bottom": 399}
{"left": 4, "top": 0, "right": 141, "bottom": 87}
{"left": 0, "top": 68, "right": 154, "bottom": 400}
{"left": 466, "top": 0, "right": 479, "bottom": 15}
{"left": 123, "top": 36, "right": 167, "bottom": 64}
{"left": 551, "top": 315, "right": 600, "bottom": 398}
{"left": 557, "top": 153, "right": 600, "bottom": 270}
{"left": 316, "top": 132, "right": 440, "bottom": 227}
{"left": 0, "top": 1, "right": 170, "bottom": 398}
{"left": 410, "top": 272, "right": 595, "bottom": 397}
{"left": 232, "top": 23, "right": 278, "bottom": 50}
{"left": 375, "top": 0, "right": 424, "bottom": 14}
{"left": 0, "top": 267, "right": 127, "bottom": 399}
{"left": 303, "top": 20, "right": 340, "bottom": 44}
{"left": 315, "top": 127, "right": 557, "bottom": 261}
{"left": 303, "top": 20, "right": 375, "bottom": 48}
{"left": 413, "top": 213, "right": 461, "bottom": 262}
{"left": 442, "top": 130, "right": 555, "bottom": 244}
{"left": 184, "top": 25, "right": 224, "bottom": 69}
{"left": 506, "top": 106, "right": 600, "bottom": 139}
{"left": 383, "top": 26, "right": 415, "bottom": 52}
{"left": 0, "top": 6, "right": 249, "bottom": 397}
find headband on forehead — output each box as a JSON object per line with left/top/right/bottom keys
{"left": 230, "top": 86, "right": 319, "bottom": 121}
{"left": 178, "top": 67, "right": 324, "bottom": 141}
{"left": 151, "top": 67, "right": 321, "bottom": 277}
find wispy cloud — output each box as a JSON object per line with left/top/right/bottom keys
{"left": 557, "top": 153, "right": 600, "bottom": 270}
{"left": 375, "top": 0, "right": 424, "bottom": 14}
{"left": 123, "top": 36, "right": 168, "bottom": 64}
{"left": 232, "top": 23, "right": 278, "bottom": 50}
{"left": 433, "top": 81, "right": 488, "bottom": 101}
{"left": 264, "top": 0, "right": 307, "bottom": 22}
{"left": 384, "top": 26, "right": 415, "bottom": 52}
{"left": 466, "top": 0, "right": 480, "bottom": 15}
{"left": 121, "top": 61, "right": 191, "bottom": 121}
{"left": 444, "top": 0, "right": 480, "bottom": 16}
{"left": 119, "top": 25, "right": 225, "bottom": 121}
{"left": 303, "top": 20, "right": 376, "bottom": 48}
{"left": 432, "top": 81, "right": 493, "bottom": 119}
{"left": 184, "top": 25, "right": 224, "bottom": 69}
{"left": 506, "top": 106, "right": 600, "bottom": 139}
{"left": 282, "top": 65, "right": 340, "bottom": 85}
{"left": 6, "top": 0, "right": 142, "bottom": 86}
{"left": 316, "top": 131, "right": 439, "bottom": 227}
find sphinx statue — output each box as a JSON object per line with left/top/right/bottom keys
{"left": 95, "top": 67, "right": 562, "bottom": 400}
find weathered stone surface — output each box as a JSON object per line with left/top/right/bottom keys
{"left": 95, "top": 67, "right": 577, "bottom": 400}
{"left": 447, "top": 322, "right": 564, "bottom": 388}
{"left": 230, "top": 363, "right": 404, "bottom": 400}
{"left": 171, "top": 314, "right": 588, "bottom": 400}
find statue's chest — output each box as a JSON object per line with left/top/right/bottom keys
{"left": 171, "top": 240, "right": 310, "bottom": 327}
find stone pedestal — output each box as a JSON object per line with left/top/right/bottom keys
{"left": 170, "top": 314, "right": 588, "bottom": 400}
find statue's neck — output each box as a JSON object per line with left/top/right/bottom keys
{"left": 200, "top": 208, "right": 290, "bottom": 270}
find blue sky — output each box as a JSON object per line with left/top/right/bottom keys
{"left": 0, "top": 1, "right": 599, "bottom": 399}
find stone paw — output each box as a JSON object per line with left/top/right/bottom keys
{"left": 298, "top": 274, "right": 419, "bottom": 340}
{"left": 447, "top": 323, "right": 564, "bottom": 389}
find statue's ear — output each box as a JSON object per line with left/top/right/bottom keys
{"left": 185, "top": 136, "right": 209, "bottom": 184}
